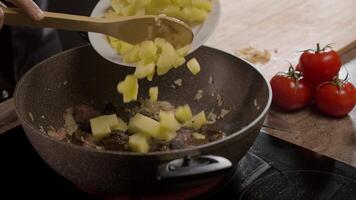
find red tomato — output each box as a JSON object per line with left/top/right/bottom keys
{"left": 300, "top": 44, "right": 341, "bottom": 90}
{"left": 270, "top": 68, "right": 312, "bottom": 111}
{"left": 315, "top": 81, "right": 356, "bottom": 117}
{"left": 295, "top": 63, "right": 303, "bottom": 73}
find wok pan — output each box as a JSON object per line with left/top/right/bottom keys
{"left": 14, "top": 45, "right": 271, "bottom": 195}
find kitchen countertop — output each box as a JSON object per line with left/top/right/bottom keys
{"left": 206, "top": 0, "right": 356, "bottom": 167}
{"left": 1, "top": 0, "right": 356, "bottom": 168}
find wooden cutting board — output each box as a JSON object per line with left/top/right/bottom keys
{"left": 206, "top": 0, "right": 356, "bottom": 79}
{"left": 206, "top": 0, "right": 356, "bottom": 167}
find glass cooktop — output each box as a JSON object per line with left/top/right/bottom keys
{"left": 1, "top": 127, "right": 355, "bottom": 200}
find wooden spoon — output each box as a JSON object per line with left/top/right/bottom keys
{"left": 3, "top": 7, "right": 193, "bottom": 47}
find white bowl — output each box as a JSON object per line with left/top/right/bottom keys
{"left": 88, "top": 0, "right": 221, "bottom": 67}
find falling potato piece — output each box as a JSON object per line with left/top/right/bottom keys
{"left": 149, "top": 87, "right": 159, "bottom": 102}
{"left": 175, "top": 104, "right": 192, "bottom": 122}
{"left": 159, "top": 111, "right": 181, "bottom": 132}
{"left": 187, "top": 58, "right": 201, "bottom": 75}
{"left": 139, "top": 41, "right": 158, "bottom": 63}
{"left": 129, "top": 133, "right": 150, "bottom": 153}
{"left": 128, "top": 113, "right": 161, "bottom": 138}
{"left": 123, "top": 45, "right": 140, "bottom": 63}
{"left": 117, "top": 75, "right": 139, "bottom": 103}
{"left": 134, "top": 62, "right": 155, "bottom": 79}
{"left": 157, "top": 42, "right": 178, "bottom": 75}
{"left": 185, "top": 111, "right": 206, "bottom": 130}
{"left": 177, "top": 45, "right": 191, "bottom": 56}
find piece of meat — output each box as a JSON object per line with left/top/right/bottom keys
{"left": 101, "top": 131, "right": 129, "bottom": 151}
{"left": 150, "top": 140, "right": 170, "bottom": 152}
{"left": 73, "top": 104, "right": 101, "bottom": 131}
{"left": 169, "top": 128, "right": 208, "bottom": 150}
{"left": 202, "top": 125, "right": 226, "bottom": 142}
{"left": 71, "top": 130, "right": 97, "bottom": 149}
{"left": 47, "top": 128, "right": 67, "bottom": 141}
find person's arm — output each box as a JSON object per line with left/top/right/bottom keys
{"left": 0, "top": 0, "right": 44, "bottom": 29}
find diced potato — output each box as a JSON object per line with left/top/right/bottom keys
{"left": 105, "top": 114, "right": 121, "bottom": 128}
{"left": 121, "top": 5, "right": 135, "bottom": 16}
{"left": 108, "top": 36, "right": 121, "bottom": 49}
{"left": 129, "top": 133, "right": 150, "bottom": 153}
{"left": 134, "top": 62, "right": 155, "bottom": 79}
{"left": 159, "top": 111, "right": 181, "bottom": 132}
{"left": 112, "top": 117, "right": 128, "bottom": 132}
{"left": 191, "top": 0, "right": 212, "bottom": 11}
{"left": 135, "top": 0, "right": 152, "bottom": 7}
{"left": 163, "top": 5, "right": 181, "bottom": 18}
{"left": 128, "top": 113, "right": 161, "bottom": 137}
{"left": 175, "top": 104, "right": 192, "bottom": 122}
{"left": 190, "top": 8, "right": 208, "bottom": 22}
{"left": 174, "top": 57, "right": 186, "bottom": 68}
{"left": 111, "top": 0, "right": 126, "bottom": 14}
{"left": 172, "top": 0, "right": 191, "bottom": 7}
{"left": 117, "top": 40, "right": 134, "bottom": 55}
{"left": 147, "top": 68, "right": 155, "bottom": 81}
{"left": 192, "top": 132, "right": 206, "bottom": 140}
{"left": 181, "top": 8, "right": 193, "bottom": 21}
{"left": 117, "top": 75, "right": 139, "bottom": 103}
{"left": 154, "top": 38, "right": 167, "bottom": 48}
{"left": 157, "top": 43, "right": 178, "bottom": 75}
{"left": 156, "top": 131, "right": 177, "bottom": 142}
{"left": 187, "top": 58, "right": 201, "bottom": 75}
{"left": 123, "top": 45, "right": 140, "bottom": 63}
{"left": 90, "top": 116, "right": 112, "bottom": 141}
{"left": 177, "top": 45, "right": 191, "bottom": 56}
{"left": 185, "top": 111, "right": 206, "bottom": 130}
{"left": 139, "top": 41, "right": 158, "bottom": 63}
{"left": 149, "top": 87, "right": 159, "bottom": 102}
{"left": 104, "top": 9, "right": 120, "bottom": 18}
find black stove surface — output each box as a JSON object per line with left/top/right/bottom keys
{"left": 1, "top": 127, "right": 355, "bottom": 200}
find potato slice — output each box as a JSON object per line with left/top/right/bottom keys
{"left": 117, "top": 75, "right": 139, "bottom": 103}
{"left": 175, "top": 104, "right": 193, "bottom": 122}
{"left": 154, "top": 37, "right": 167, "bottom": 48}
{"left": 149, "top": 87, "right": 159, "bottom": 102}
{"left": 187, "top": 58, "right": 201, "bottom": 75}
{"left": 90, "top": 115, "right": 112, "bottom": 141}
{"left": 185, "top": 111, "right": 206, "bottom": 130}
{"left": 128, "top": 113, "right": 161, "bottom": 137}
{"left": 159, "top": 111, "right": 181, "bottom": 132}
{"left": 129, "top": 133, "right": 150, "bottom": 153}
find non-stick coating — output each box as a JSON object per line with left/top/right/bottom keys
{"left": 14, "top": 45, "right": 271, "bottom": 194}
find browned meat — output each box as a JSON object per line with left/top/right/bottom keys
{"left": 71, "top": 130, "right": 96, "bottom": 149}
{"left": 48, "top": 128, "right": 67, "bottom": 141}
{"left": 202, "top": 125, "right": 226, "bottom": 142}
{"left": 169, "top": 128, "right": 209, "bottom": 150}
{"left": 101, "top": 131, "right": 129, "bottom": 151}
{"left": 73, "top": 104, "right": 101, "bottom": 131}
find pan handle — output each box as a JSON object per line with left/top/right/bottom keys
{"left": 157, "top": 155, "right": 232, "bottom": 181}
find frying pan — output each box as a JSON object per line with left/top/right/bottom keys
{"left": 14, "top": 45, "right": 271, "bottom": 195}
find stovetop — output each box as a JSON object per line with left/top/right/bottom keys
{"left": 1, "top": 127, "right": 355, "bottom": 200}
